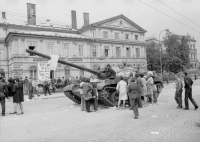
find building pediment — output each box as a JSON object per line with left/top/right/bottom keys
{"left": 78, "top": 15, "right": 146, "bottom": 33}
{"left": 94, "top": 15, "right": 146, "bottom": 32}
{"left": 101, "top": 18, "right": 138, "bottom": 31}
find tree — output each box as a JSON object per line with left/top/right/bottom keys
{"left": 146, "top": 42, "right": 160, "bottom": 72}
{"left": 146, "top": 42, "right": 168, "bottom": 73}
{"left": 164, "top": 35, "right": 190, "bottom": 73}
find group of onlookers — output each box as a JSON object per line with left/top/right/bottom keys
{"left": 79, "top": 77, "right": 98, "bottom": 113}
{"left": 116, "top": 71, "right": 157, "bottom": 119}
{"left": 0, "top": 77, "right": 24, "bottom": 116}
{"left": 174, "top": 72, "right": 198, "bottom": 110}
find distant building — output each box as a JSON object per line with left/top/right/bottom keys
{"left": 0, "top": 3, "right": 147, "bottom": 79}
{"left": 145, "top": 33, "right": 198, "bottom": 70}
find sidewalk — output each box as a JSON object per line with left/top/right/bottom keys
{"left": 163, "top": 78, "right": 200, "bottom": 86}
{"left": 6, "top": 92, "right": 66, "bottom": 102}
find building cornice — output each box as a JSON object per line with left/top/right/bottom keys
{"left": 5, "top": 32, "right": 93, "bottom": 43}
{"left": 0, "top": 23, "right": 78, "bottom": 34}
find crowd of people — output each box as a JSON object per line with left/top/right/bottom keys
{"left": 116, "top": 71, "right": 159, "bottom": 119}
{"left": 0, "top": 71, "right": 199, "bottom": 119}
{"left": 0, "top": 77, "right": 24, "bottom": 116}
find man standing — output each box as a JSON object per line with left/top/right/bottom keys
{"left": 174, "top": 74, "right": 183, "bottom": 109}
{"left": 0, "top": 76, "right": 8, "bottom": 116}
{"left": 128, "top": 72, "right": 134, "bottom": 109}
{"left": 127, "top": 77, "right": 140, "bottom": 119}
{"left": 27, "top": 78, "right": 33, "bottom": 100}
{"left": 51, "top": 77, "right": 56, "bottom": 93}
{"left": 24, "top": 76, "right": 29, "bottom": 95}
{"left": 183, "top": 72, "right": 198, "bottom": 110}
{"left": 43, "top": 80, "right": 51, "bottom": 96}
{"left": 135, "top": 73, "right": 143, "bottom": 108}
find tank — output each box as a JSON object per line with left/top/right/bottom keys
{"left": 26, "top": 49, "right": 163, "bottom": 107}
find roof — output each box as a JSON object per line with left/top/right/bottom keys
{"left": 79, "top": 14, "right": 147, "bottom": 33}
{"left": 5, "top": 31, "right": 92, "bottom": 42}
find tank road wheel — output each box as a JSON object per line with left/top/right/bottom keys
{"left": 64, "top": 91, "right": 81, "bottom": 104}
{"left": 109, "top": 91, "right": 119, "bottom": 106}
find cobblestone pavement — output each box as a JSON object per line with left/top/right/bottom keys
{"left": 0, "top": 81, "right": 200, "bottom": 142}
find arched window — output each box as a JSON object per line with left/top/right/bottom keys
{"left": 30, "top": 66, "right": 37, "bottom": 80}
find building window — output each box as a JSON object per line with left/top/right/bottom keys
{"left": 116, "top": 47, "right": 121, "bottom": 58}
{"left": 92, "top": 45, "right": 97, "bottom": 57}
{"left": 78, "top": 45, "right": 83, "bottom": 57}
{"left": 115, "top": 33, "right": 119, "bottom": 39}
{"left": 65, "top": 66, "right": 70, "bottom": 77}
{"left": 125, "top": 34, "right": 129, "bottom": 40}
{"left": 104, "top": 46, "right": 109, "bottom": 57}
{"left": 103, "top": 31, "right": 108, "bottom": 38}
{"left": 126, "top": 47, "right": 131, "bottom": 57}
{"left": 136, "top": 48, "right": 140, "bottom": 58}
{"left": 135, "top": 35, "right": 138, "bottom": 40}
{"left": 30, "top": 66, "right": 37, "bottom": 80}
{"left": 80, "top": 69, "right": 84, "bottom": 77}
{"left": 63, "top": 43, "right": 69, "bottom": 57}
{"left": 28, "top": 46, "right": 35, "bottom": 56}
{"left": 47, "top": 42, "right": 54, "bottom": 55}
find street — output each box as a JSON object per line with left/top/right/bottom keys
{"left": 0, "top": 81, "right": 200, "bottom": 142}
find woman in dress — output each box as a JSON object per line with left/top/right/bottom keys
{"left": 7, "top": 78, "right": 16, "bottom": 114}
{"left": 140, "top": 74, "right": 148, "bottom": 107}
{"left": 116, "top": 76, "right": 128, "bottom": 109}
{"left": 13, "top": 78, "right": 24, "bottom": 115}
{"left": 146, "top": 72, "right": 154, "bottom": 105}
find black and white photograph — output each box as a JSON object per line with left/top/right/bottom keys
{"left": 0, "top": 0, "right": 200, "bottom": 141}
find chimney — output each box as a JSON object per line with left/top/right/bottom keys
{"left": 46, "top": 19, "right": 50, "bottom": 26}
{"left": 83, "top": 12, "right": 89, "bottom": 27}
{"left": 71, "top": 10, "right": 77, "bottom": 29}
{"left": 27, "top": 3, "right": 36, "bottom": 25}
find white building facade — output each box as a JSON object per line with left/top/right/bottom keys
{"left": 0, "top": 8, "right": 147, "bottom": 79}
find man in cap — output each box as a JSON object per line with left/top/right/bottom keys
{"left": 127, "top": 77, "right": 140, "bottom": 119}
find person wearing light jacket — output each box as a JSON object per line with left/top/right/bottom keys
{"left": 174, "top": 74, "right": 183, "bottom": 109}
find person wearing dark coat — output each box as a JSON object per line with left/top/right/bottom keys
{"left": 90, "top": 79, "right": 99, "bottom": 112}
{"left": 135, "top": 73, "right": 143, "bottom": 108}
{"left": 82, "top": 78, "right": 94, "bottom": 113}
{"left": 0, "top": 76, "right": 8, "bottom": 116}
{"left": 127, "top": 77, "right": 140, "bottom": 119}
{"left": 27, "top": 78, "right": 33, "bottom": 100}
{"left": 7, "top": 78, "right": 16, "bottom": 114}
{"left": 183, "top": 72, "right": 198, "bottom": 110}
{"left": 43, "top": 80, "right": 51, "bottom": 96}
{"left": 13, "top": 78, "right": 24, "bottom": 115}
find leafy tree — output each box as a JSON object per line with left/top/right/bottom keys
{"left": 164, "top": 35, "right": 190, "bottom": 73}
{"left": 146, "top": 42, "right": 169, "bottom": 73}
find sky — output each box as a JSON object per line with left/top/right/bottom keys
{"left": 0, "top": 0, "right": 200, "bottom": 60}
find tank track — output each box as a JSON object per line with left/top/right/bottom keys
{"left": 64, "top": 91, "right": 81, "bottom": 104}
{"left": 99, "top": 97, "right": 115, "bottom": 107}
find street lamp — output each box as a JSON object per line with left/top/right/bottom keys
{"left": 159, "top": 29, "right": 169, "bottom": 80}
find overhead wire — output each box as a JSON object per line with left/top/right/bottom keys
{"left": 156, "top": 0, "right": 200, "bottom": 28}
{"left": 37, "top": 0, "right": 54, "bottom": 12}
{"left": 137, "top": 0, "right": 200, "bottom": 34}
{"left": 0, "top": 10, "right": 68, "bottom": 25}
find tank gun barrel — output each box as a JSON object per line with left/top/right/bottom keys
{"left": 26, "top": 49, "right": 100, "bottom": 75}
